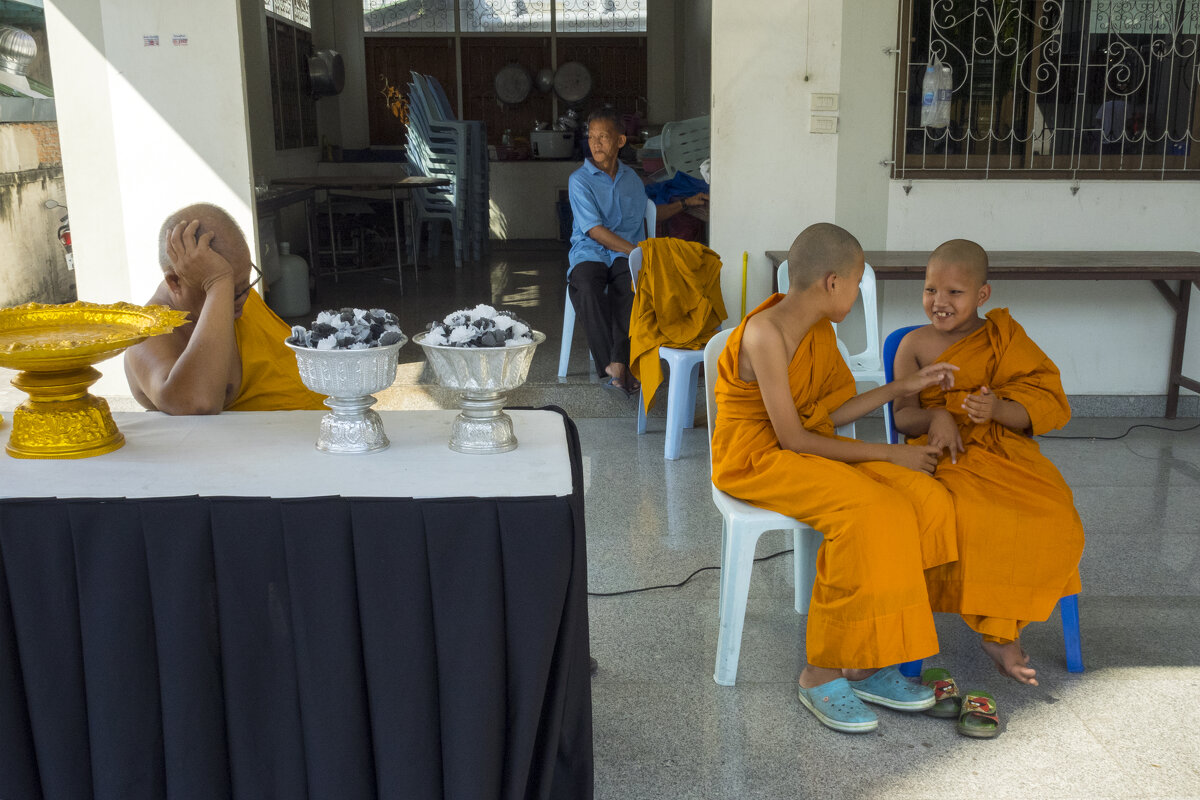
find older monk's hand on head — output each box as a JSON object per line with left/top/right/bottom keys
{"left": 167, "top": 219, "right": 234, "bottom": 294}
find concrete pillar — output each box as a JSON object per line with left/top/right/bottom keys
{"left": 44, "top": 0, "right": 256, "bottom": 395}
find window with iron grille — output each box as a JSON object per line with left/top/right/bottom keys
{"left": 362, "top": 0, "right": 647, "bottom": 146}
{"left": 893, "top": 0, "right": 1200, "bottom": 178}
{"left": 265, "top": 1, "right": 317, "bottom": 150}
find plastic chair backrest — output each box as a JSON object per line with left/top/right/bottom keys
{"left": 704, "top": 328, "right": 734, "bottom": 463}
{"left": 627, "top": 199, "right": 657, "bottom": 292}
{"left": 842, "top": 262, "right": 881, "bottom": 372}
{"left": 882, "top": 324, "right": 924, "bottom": 443}
{"left": 777, "top": 259, "right": 880, "bottom": 371}
{"left": 661, "top": 115, "right": 710, "bottom": 179}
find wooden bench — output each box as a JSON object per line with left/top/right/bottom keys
{"left": 766, "top": 250, "right": 1200, "bottom": 418}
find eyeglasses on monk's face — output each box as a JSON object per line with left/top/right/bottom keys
{"left": 234, "top": 262, "right": 264, "bottom": 304}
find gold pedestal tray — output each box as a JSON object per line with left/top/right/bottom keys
{"left": 0, "top": 301, "right": 188, "bottom": 459}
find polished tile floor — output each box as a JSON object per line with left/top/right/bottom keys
{"left": 581, "top": 415, "right": 1200, "bottom": 799}
{"left": 4, "top": 242, "right": 1199, "bottom": 798}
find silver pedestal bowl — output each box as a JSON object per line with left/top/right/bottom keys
{"left": 286, "top": 336, "right": 407, "bottom": 454}
{"left": 414, "top": 331, "right": 545, "bottom": 454}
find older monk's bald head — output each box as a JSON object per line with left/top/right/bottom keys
{"left": 928, "top": 239, "right": 989, "bottom": 286}
{"left": 786, "top": 223, "right": 864, "bottom": 291}
{"left": 158, "top": 203, "right": 248, "bottom": 273}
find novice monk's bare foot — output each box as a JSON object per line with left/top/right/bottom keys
{"left": 982, "top": 638, "right": 1038, "bottom": 686}
{"left": 841, "top": 668, "right": 878, "bottom": 682}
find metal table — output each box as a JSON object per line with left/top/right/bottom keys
{"left": 275, "top": 175, "right": 452, "bottom": 291}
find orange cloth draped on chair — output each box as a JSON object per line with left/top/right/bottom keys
{"left": 226, "top": 290, "right": 328, "bottom": 412}
{"left": 910, "top": 308, "right": 1084, "bottom": 643}
{"left": 711, "top": 295, "right": 956, "bottom": 669}
{"left": 629, "top": 238, "right": 726, "bottom": 413}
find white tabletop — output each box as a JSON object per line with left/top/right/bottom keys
{"left": 0, "top": 410, "right": 574, "bottom": 500}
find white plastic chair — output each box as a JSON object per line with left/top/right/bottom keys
{"left": 557, "top": 198, "right": 656, "bottom": 378}
{"left": 628, "top": 246, "right": 706, "bottom": 460}
{"left": 776, "top": 259, "right": 885, "bottom": 388}
{"left": 704, "top": 328, "right": 853, "bottom": 685}
{"left": 660, "top": 115, "right": 710, "bottom": 180}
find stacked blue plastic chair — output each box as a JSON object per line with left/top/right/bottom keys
{"left": 879, "top": 325, "right": 1084, "bottom": 677}
{"left": 405, "top": 73, "right": 489, "bottom": 268}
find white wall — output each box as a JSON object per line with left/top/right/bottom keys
{"left": 45, "top": 0, "right": 257, "bottom": 395}
{"left": 489, "top": 160, "right": 577, "bottom": 240}
{"left": 709, "top": 0, "right": 1200, "bottom": 399}
{"left": 883, "top": 181, "right": 1200, "bottom": 394}
{"left": 710, "top": 0, "right": 842, "bottom": 316}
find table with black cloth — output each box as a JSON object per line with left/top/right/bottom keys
{"left": 0, "top": 409, "right": 592, "bottom": 800}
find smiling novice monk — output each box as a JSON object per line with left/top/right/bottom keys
{"left": 711, "top": 223, "right": 961, "bottom": 734}
{"left": 892, "top": 239, "right": 1085, "bottom": 688}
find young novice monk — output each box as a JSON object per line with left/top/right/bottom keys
{"left": 712, "top": 223, "right": 961, "bottom": 733}
{"left": 892, "top": 239, "right": 1085, "bottom": 688}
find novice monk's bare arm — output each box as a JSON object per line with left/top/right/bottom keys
{"left": 828, "top": 360, "right": 956, "bottom": 429}
{"left": 587, "top": 225, "right": 635, "bottom": 256}
{"left": 892, "top": 334, "right": 964, "bottom": 461}
{"left": 741, "top": 320, "right": 942, "bottom": 474}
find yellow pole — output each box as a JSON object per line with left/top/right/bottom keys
{"left": 741, "top": 251, "right": 748, "bottom": 319}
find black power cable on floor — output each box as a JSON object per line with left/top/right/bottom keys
{"left": 1038, "top": 420, "right": 1200, "bottom": 440}
{"left": 587, "top": 547, "right": 793, "bottom": 598}
{"left": 588, "top": 421, "right": 1199, "bottom": 598}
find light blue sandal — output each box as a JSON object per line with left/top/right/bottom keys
{"left": 848, "top": 665, "right": 936, "bottom": 711}
{"left": 797, "top": 678, "right": 879, "bottom": 733}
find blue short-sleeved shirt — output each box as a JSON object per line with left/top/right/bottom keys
{"left": 567, "top": 159, "right": 647, "bottom": 274}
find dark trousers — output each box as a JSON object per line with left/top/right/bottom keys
{"left": 568, "top": 258, "right": 634, "bottom": 377}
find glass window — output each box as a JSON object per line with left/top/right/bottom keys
{"left": 894, "top": 0, "right": 1200, "bottom": 177}
{"left": 364, "top": 0, "right": 456, "bottom": 33}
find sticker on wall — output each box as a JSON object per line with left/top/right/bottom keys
{"left": 143, "top": 35, "right": 159, "bottom": 47}
{"left": 172, "top": 34, "right": 188, "bottom": 46}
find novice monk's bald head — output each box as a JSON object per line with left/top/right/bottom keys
{"left": 786, "top": 223, "right": 864, "bottom": 291}
{"left": 158, "top": 203, "right": 247, "bottom": 272}
{"left": 929, "top": 239, "right": 989, "bottom": 286}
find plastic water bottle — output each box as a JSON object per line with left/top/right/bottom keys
{"left": 920, "top": 64, "right": 937, "bottom": 127}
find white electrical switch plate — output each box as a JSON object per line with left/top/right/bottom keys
{"left": 810, "top": 115, "right": 839, "bottom": 134}
{"left": 811, "top": 93, "right": 839, "bottom": 111}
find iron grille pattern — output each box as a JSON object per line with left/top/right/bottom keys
{"left": 895, "top": 0, "right": 1200, "bottom": 177}
{"left": 363, "top": 0, "right": 645, "bottom": 34}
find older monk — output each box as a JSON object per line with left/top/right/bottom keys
{"left": 125, "top": 202, "right": 326, "bottom": 414}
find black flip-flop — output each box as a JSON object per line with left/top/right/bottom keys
{"left": 601, "top": 377, "right": 635, "bottom": 399}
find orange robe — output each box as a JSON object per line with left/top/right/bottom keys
{"left": 711, "top": 295, "right": 956, "bottom": 668}
{"left": 629, "top": 238, "right": 726, "bottom": 413}
{"left": 912, "top": 308, "right": 1084, "bottom": 643}
{"left": 226, "top": 290, "right": 327, "bottom": 411}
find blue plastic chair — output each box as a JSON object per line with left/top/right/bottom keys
{"left": 881, "top": 325, "right": 1084, "bottom": 677}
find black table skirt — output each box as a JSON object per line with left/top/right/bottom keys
{"left": 0, "top": 412, "right": 592, "bottom": 800}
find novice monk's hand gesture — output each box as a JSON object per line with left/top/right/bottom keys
{"left": 899, "top": 361, "right": 958, "bottom": 395}
{"left": 887, "top": 442, "right": 942, "bottom": 475}
{"left": 927, "top": 408, "right": 965, "bottom": 464}
{"left": 963, "top": 385, "right": 997, "bottom": 423}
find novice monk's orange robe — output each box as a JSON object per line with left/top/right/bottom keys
{"left": 629, "top": 238, "right": 726, "bottom": 413}
{"left": 912, "top": 308, "right": 1084, "bottom": 643}
{"left": 711, "top": 295, "right": 957, "bottom": 669}
{"left": 226, "top": 290, "right": 327, "bottom": 411}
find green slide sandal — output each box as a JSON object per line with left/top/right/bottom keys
{"left": 958, "top": 691, "right": 1000, "bottom": 739}
{"left": 920, "top": 667, "right": 962, "bottom": 719}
